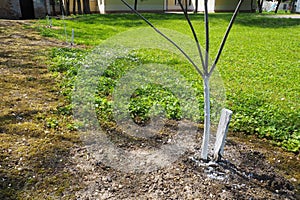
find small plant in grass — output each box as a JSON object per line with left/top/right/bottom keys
{"left": 49, "top": 47, "right": 88, "bottom": 100}
{"left": 231, "top": 99, "right": 300, "bottom": 152}
{"left": 129, "top": 84, "right": 182, "bottom": 125}
{"left": 92, "top": 49, "right": 203, "bottom": 124}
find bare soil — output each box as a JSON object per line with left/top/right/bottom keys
{"left": 0, "top": 20, "right": 299, "bottom": 200}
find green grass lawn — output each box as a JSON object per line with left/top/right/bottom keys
{"left": 37, "top": 13, "right": 300, "bottom": 152}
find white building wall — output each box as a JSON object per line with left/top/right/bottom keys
{"left": 166, "top": 0, "right": 196, "bottom": 11}
{"left": 214, "top": 0, "right": 255, "bottom": 12}
{"left": 196, "top": 0, "right": 255, "bottom": 12}
{"left": 104, "top": 0, "right": 164, "bottom": 12}
{"left": 295, "top": 0, "right": 300, "bottom": 13}
{"left": 135, "top": 0, "right": 164, "bottom": 11}
{"left": 196, "top": 0, "right": 216, "bottom": 12}
{"left": 100, "top": 0, "right": 255, "bottom": 14}
{"left": 104, "top": 0, "right": 133, "bottom": 12}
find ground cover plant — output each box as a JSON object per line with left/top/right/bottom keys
{"left": 39, "top": 13, "right": 300, "bottom": 153}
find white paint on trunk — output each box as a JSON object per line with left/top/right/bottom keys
{"left": 201, "top": 75, "right": 210, "bottom": 160}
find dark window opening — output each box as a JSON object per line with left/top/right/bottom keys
{"left": 19, "top": 0, "right": 35, "bottom": 19}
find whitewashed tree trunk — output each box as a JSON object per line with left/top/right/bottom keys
{"left": 201, "top": 75, "right": 210, "bottom": 160}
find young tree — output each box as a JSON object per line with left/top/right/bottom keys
{"left": 121, "top": 0, "right": 244, "bottom": 161}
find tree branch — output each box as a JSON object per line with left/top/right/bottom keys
{"left": 177, "top": 0, "right": 205, "bottom": 73}
{"left": 121, "top": 0, "right": 204, "bottom": 77}
{"left": 204, "top": 0, "right": 209, "bottom": 74}
{"left": 209, "top": 0, "right": 244, "bottom": 76}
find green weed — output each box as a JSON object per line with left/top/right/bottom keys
{"left": 45, "top": 13, "right": 300, "bottom": 152}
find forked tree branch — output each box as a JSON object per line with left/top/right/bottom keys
{"left": 209, "top": 0, "right": 244, "bottom": 76}
{"left": 121, "top": 0, "right": 204, "bottom": 78}
{"left": 177, "top": 0, "right": 205, "bottom": 72}
{"left": 121, "top": 0, "right": 244, "bottom": 78}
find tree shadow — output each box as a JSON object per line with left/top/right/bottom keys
{"left": 67, "top": 13, "right": 145, "bottom": 27}
{"left": 206, "top": 13, "right": 300, "bottom": 28}
{"left": 66, "top": 13, "right": 300, "bottom": 29}
{"left": 235, "top": 14, "right": 300, "bottom": 28}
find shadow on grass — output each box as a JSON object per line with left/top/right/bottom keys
{"left": 233, "top": 13, "right": 300, "bottom": 28}
{"left": 66, "top": 13, "right": 300, "bottom": 29}
{"left": 68, "top": 13, "right": 145, "bottom": 27}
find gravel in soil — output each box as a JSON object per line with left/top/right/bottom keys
{"left": 70, "top": 131, "right": 299, "bottom": 200}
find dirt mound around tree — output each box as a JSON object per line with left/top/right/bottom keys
{"left": 70, "top": 131, "right": 299, "bottom": 199}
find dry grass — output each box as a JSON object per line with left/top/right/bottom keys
{"left": 0, "top": 20, "right": 80, "bottom": 199}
